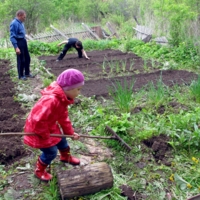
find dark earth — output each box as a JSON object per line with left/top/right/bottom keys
{"left": 0, "top": 49, "right": 198, "bottom": 199}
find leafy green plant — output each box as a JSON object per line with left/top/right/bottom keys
{"left": 43, "top": 77, "right": 54, "bottom": 88}
{"left": 124, "top": 39, "right": 145, "bottom": 52}
{"left": 129, "top": 60, "right": 134, "bottom": 71}
{"left": 115, "top": 62, "right": 121, "bottom": 73}
{"left": 167, "top": 108, "right": 200, "bottom": 151}
{"left": 0, "top": 165, "right": 9, "bottom": 191}
{"left": 0, "top": 48, "right": 15, "bottom": 60}
{"left": 83, "top": 39, "right": 120, "bottom": 51}
{"left": 109, "top": 79, "right": 135, "bottom": 113}
{"left": 41, "top": 176, "right": 60, "bottom": 200}
{"left": 143, "top": 57, "right": 148, "bottom": 71}
{"left": 190, "top": 76, "right": 200, "bottom": 103}
{"left": 101, "top": 60, "right": 107, "bottom": 74}
{"left": 108, "top": 60, "right": 117, "bottom": 74}
{"left": 105, "top": 113, "right": 134, "bottom": 133}
{"left": 110, "top": 62, "right": 115, "bottom": 74}
{"left": 121, "top": 60, "right": 126, "bottom": 72}
{"left": 28, "top": 41, "right": 60, "bottom": 55}
{"left": 145, "top": 76, "right": 169, "bottom": 108}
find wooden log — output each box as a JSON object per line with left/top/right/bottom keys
{"left": 57, "top": 162, "right": 113, "bottom": 200}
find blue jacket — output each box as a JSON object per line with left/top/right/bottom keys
{"left": 10, "top": 18, "right": 26, "bottom": 48}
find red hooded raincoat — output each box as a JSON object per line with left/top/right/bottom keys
{"left": 24, "top": 81, "right": 74, "bottom": 148}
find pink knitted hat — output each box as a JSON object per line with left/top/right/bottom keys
{"left": 56, "top": 69, "right": 84, "bottom": 91}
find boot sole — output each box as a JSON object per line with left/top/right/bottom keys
{"left": 34, "top": 174, "right": 52, "bottom": 182}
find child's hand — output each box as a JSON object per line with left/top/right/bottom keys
{"left": 72, "top": 132, "right": 80, "bottom": 140}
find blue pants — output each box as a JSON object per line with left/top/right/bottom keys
{"left": 16, "top": 38, "right": 30, "bottom": 79}
{"left": 40, "top": 137, "right": 69, "bottom": 165}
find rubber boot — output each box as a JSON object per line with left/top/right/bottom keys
{"left": 59, "top": 147, "right": 80, "bottom": 165}
{"left": 34, "top": 157, "right": 52, "bottom": 181}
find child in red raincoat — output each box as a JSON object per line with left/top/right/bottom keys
{"left": 24, "top": 68, "right": 84, "bottom": 181}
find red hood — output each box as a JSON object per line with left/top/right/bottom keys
{"left": 41, "top": 81, "right": 74, "bottom": 105}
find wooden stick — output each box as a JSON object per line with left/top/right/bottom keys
{"left": 82, "top": 23, "right": 100, "bottom": 40}
{"left": 0, "top": 132, "right": 116, "bottom": 139}
{"left": 50, "top": 24, "right": 68, "bottom": 40}
{"left": 133, "top": 27, "right": 151, "bottom": 35}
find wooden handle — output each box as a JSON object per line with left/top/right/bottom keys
{"left": 0, "top": 132, "right": 116, "bottom": 139}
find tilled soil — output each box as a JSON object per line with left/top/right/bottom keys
{"left": 39, "top": 49, "right": 197, "bottom": 99}
{"left": 0, "top": 59, "right": 29, "bottom": 165}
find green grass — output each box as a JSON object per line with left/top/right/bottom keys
{"left": 190, "top": 75, "right": 200, "bottom": 103}
{"left": 145, "top": 76, "right": 170, "bottom": 108}
{"left": 109, "top": 78, "right": 135, "bottom": 113}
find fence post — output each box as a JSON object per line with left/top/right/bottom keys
{"left": 82, "top": 23, "right": 100, "bottom": 40}
{"left": 50, "top": 24, "right": 68, "bottom": 40}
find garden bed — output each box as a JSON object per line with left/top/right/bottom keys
{"left": 0, "top": 50, "right": 198, "bottom": 199}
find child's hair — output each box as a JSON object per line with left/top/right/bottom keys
{"left": 76, "top": 41, "right": 83, "bottom": 48}
{"left": 56, "top": 68, "right": 84, "bottom": 91}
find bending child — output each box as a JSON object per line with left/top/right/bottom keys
{"left": 24, "top": 68, "right": 84, "bottom": 181}
{"left": 56, "top": 38, "right": 90, "bottom": 61}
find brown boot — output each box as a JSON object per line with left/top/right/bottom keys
{"left": 34, "top": 157, "right": 52, "bottom": 181}
{"left": 59, "top": 147, "right": 80, "bottom": 165}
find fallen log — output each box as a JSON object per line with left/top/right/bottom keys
{"left": 57, "top": 162, "right": 113, "bottom": 199}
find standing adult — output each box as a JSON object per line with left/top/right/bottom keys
{"left": 56, "top": 38, "right": 90, "bottom": 61}
{"left": 10, "top": 10, "right": 34, "bottom": 80}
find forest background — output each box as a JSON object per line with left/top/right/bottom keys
{"left": 0, "top": 0, "right": 200, "bottom": 49}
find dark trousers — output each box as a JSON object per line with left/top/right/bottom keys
{"left": 57, "top": 44, "right": 82, "bottom": 60}
{"left": 16, "top": 38, "right": 30, "bottom": 78}
{"left": 39, "top": 137, "right": 69, "bottom": 165}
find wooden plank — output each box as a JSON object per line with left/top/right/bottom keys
{"left": 133, "top": 25, "right": 152, "bottom": 42}
{"left": 154, "top": 36, "right": 168, "bottom": 44}
{"left": 32, "top": 30, "right": 95, "bottom": 40}
{"left": 25, "top": 34, "right": 33, "bottom": 40}
{"left": 5, "top": 25, "right": 98, "bottom": 47}
{"left": 133, "top": 26, "right": 152, "bottom": 35}
{"left": 50, "top": 24, "right": 68, "bottom": 40}
{"left": 82, "top": 23, "right": 100, "bottom": 40}
{"left": 57, "top": 162, "right": 113, "bottom": 199}
{"left": 91, "top": 26, "right": 104, "bottom": 39}
{"left": 106, "top": 22, "right": 119, "bottom": 38}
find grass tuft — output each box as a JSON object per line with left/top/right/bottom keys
{"left": 109, "top": 79, "right": 135, "bottom": 113}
